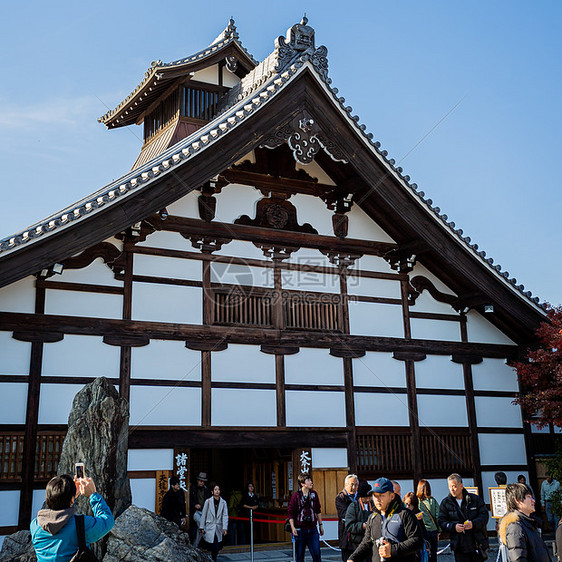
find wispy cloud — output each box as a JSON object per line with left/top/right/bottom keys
{"left": 0, "top": 95, "right": 105, "bottom": 129}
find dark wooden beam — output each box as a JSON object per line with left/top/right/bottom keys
{"left": 201, "top": 351, "right": 211, "bottom": 427}
{"left": 275, "top": 354, "right": 286, "bottom": 427}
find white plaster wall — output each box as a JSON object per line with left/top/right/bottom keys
{"left": 0, "top": 331, "right": 31, "bottom": 375}
{"left": 427, "top": 478, "right": 451, "bottom": 504}
{"left": 354, "top": 392, "right": 409, "bottom": 426}
{"left": 282, "top": 269, "right": 340, "bottom": 293}
{"left": 346, "top": 206, "right": 395, "bottom": 242}
{"left": 290, "top": 194, "right": 334, "bottom": 237}
{"left": 131, "top": 340, "right": 201, "bottom": 381}
{"left": 481, "top": 471, "right": 530, "bottom": 504}
{"left": 531, "top": 423, "right": 549, "bottom": 433}
{"left": 475, "top": 397, "right": 523, "bottom": 428}
{"left": 352, "top": 256, "right": 393, "bottom": 274}
{"left": 411, "top": 317, "right": 462, "bottom": 342}
{"left": 478, "top": 433, "right": 527, "bottom": 465}
{"left": 136, "top": 230, "right": 193, "bottom": 252}
{"left": 311, "top": 448, "right": 348, "bottom": 469}
{"left": 210, "top": 261, "right": 272, "bottom": 287}
{"left": 192, "top": 65, "right": 219, "bottom": 85}
{"left": 42, "top": 335, "right": 120, "bottom": 378}
{"left": 0, "top": 276, "right": 35, "bottom": 313}
{"left": 286, "top": 248, "right": 332, "bottom": 268}
{"left": 415, "top": 356, "right": 465, "bottom": 390}
{"left": 417, "top": 395, "right": 468, "bottom": 427}
{"left": 295, "top": 160, "right": 336, "bottom": 185}
{"left": 0, "top": 490, "right": 20, "bottom": 525}
{"left": 555, "top": 426, "right": 562, "bottom": 434}
{"left": 222, "top": 70, "right": 240, "bottom": 88}
{"left": 286, "top": 391, "right": 346, "bottom": 427}
{"left": 472, "top": 359, "right": 519, "bottom": 392}
{"left": 45, "top": 290, "right": 122, "bottom": 320}
{"left": 322, "top": 520, "right": 338, "bottom": 541}
{"left": 128, "top": 449, "right": 174, "bottom": 471}
{"left": 165, "top": 190, "right": 200, "bottom": 219}
{"left": 212, "top": 388, "right": 276, "bottom": 426}
{"left": 32, "top": 489, "right": 46, "bottom": 518}
{"left": 285, "top": 348, "right": 343, "bottom": 386}
{"left": 134, "top": 254, "right": 201, "bottom": 281}
{"left": 214, "top": 239, "right": 267, "bottom": 260}
{"left": 347, "top": 276, "right": 401, "bottom": 299}
{"left": 353, "top": 352, "right": 406, "bottom": 388}
{"left": 38, "top": 384, "right": 83, "bottom": 424}
{"left": 57, "top": 257, "right": 122, "bottom": 287}
{"left": 348, "top": 301, "right": 404, "bottom": 338}
{"left": 130, "top": 478, "right": 156, "bottom": 511}
{"left": 213, "top": 183, "right": 262, "bottom": 224}
{"left": 130, "top": 386, "right": 201, "bottom": 426}
{"left": 0, "top": 383, "right": 27, "bottom": 424}
{"left": 132, "top": 283, "right": 202, "bottom": 324}
{"left": 466, "top": 310, "right": 515, "bottom": 345}
{"left": 212, "top": 345, "right": 274, "bottom": 384}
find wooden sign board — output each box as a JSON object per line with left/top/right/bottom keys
{"left": 174, "top": 448, "right": 190, "bottom": 520}
{"left": 292, "top": 448, "right": 312, "bottom": 491}
{"left": 155, "top": 470, "right": 172, "bottom": 515}
{"left": 489, "top": 487, "right": 508, "bottom": 519}
{"left": 465, "top": 486, "right": 479, "bottom": 496}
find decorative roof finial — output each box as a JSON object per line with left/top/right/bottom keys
{"left": 302, "top": 13, "right": 308, "bottom": 25}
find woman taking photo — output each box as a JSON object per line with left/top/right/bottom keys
{"left": 199, "top": 484, "right": 229, "bottom": 561}
{"left": 416, "top": 479, "right": 440, "bottom": 562}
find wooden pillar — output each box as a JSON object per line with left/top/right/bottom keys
{"left": 459, "top": 315, "right": 483, "bottom": 492}
{"left": 272, "top": 262, "right": 283, "bottom": 330}
{"left": 201, "top": 351, "right": 211, "bottom": 427}
{"left": 119, "top": 249, "right": 133, "bottom": 402}
{"left": 275, "top": 354, "right": 286, "bottom": 427}
{"left": 18, "top": 284, "right": 46, "bottom": 529}
{"left": 405, "top": 360, "right": 422, "bottom": 481}
{"left": 400, "top": 278, "right": 412, "bottom": 340}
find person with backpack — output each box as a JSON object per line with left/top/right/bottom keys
{"left": 288, "top": 473, "right": 324, "bottom": 562}
{"left": 344, "top": 481, "right": 375, "bottom": 560}
{"left": 31, "top": 474, "right": 114, "bottom": 561}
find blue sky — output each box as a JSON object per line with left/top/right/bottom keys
{"left": 1, "top": 1, "right": 560, "bottom": 306}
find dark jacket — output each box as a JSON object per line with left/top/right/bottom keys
{"left": 161, "top": 488, "right": 187, "bottom": 526}
{"left": 438, "top": 488, "right": 489, "bottom": 554}
{"left": 350, "top": 497, "right": 423, "bottom": 562}
{"left": 288, "top": 489, "right": 322, "bottom": 530}
{"left": 189, "top": 483, "right": 211, "bottom": 517}
{"left": 345, "top": 498, "right": 376, "bottom": 553}
{"left": 336, "top": 489, "right": 357, "bottom": 549}
{"left": 499, "top": 510, "right": 551, "bottom": 562}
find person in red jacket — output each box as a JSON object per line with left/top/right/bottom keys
{"left": 288, "top": 473, "right": 324, "bottom": 562}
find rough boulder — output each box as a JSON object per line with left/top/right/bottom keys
{"left": 0, "top": 530, "right": 36, "bottom": 561}
{"left": 103, "top": 505, "right": 210, "bottom": 562}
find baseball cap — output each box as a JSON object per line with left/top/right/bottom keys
{"left": 371, "top": 477, "right": 394, "bottom": 493}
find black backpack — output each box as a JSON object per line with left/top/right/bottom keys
{"left": 69, "top": 514, "right": 98, "bottom": 561}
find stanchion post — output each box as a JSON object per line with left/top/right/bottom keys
{"left": 250, "top": 509, "right": 254, "bottom": 562}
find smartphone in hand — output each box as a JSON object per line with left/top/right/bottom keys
{"left": 75, "top": 462, "right": 85, "bottom": 479}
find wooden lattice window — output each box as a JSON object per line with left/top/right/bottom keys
{"left": 211, "top": 286, "right": 343, "bottom": 331}
{"left": 356, "top": 431, "right": 413, "bottom": 475}
{"left": 419, "top": 429, "right": 473, "bottom": 473}
{"left": 0, "top": 432, "right": 66, "bottom": 481}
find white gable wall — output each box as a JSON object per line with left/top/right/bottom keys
{"left": 415, "top": 356, "right": 464, "bottom": 390}
{"left": 0, "top": 276, "right": 35, "bottom": 313}
{"left": 131, "top": 341, "right": 201, "bottom": 381}
{"left": 212, "top": 388, "right": 277, "bottom": 426}
{"left": 0, "top": 331, "right": 31, "bottom": 374}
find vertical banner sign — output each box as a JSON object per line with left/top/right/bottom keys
{"left": 292, "top": 448, "right": 312, "bottom": 483}
{"left": 288, "top": 461, "right": 293, "bottom": 493}
{"left": 174, "top": 448, "right": 190, "bottom": 520}
{"left": 155, "top": 470, "right": 171, "bottom": 515}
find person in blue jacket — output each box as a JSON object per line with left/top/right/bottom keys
{"left": 31, "top": 473, "right": 114, "bottom": 561}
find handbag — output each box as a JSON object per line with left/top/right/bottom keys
{"left": 70, "top": 514, "right": 98, "bottom": 562}
{"left": 284, "top": 518, "right": 292, "bottom": 533}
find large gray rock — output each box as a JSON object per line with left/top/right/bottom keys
{"left": 57, "top": 377, "right": 131, "bottom": 559}
{"left": 0, "top": 530, "right": 36, "bottom": 561}
{"left": 102, "top": 505, "right": 210, "bottom": 562}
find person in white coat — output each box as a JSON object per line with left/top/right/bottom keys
{"left": 199, "top": 484, "right": 229, "bottom": 561}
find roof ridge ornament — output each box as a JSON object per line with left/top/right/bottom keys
{"left": 273, "top": 17, "right": 328, "bottom": 81}
{"left": 211, "top": 17, "right": 239, "bottom": 45}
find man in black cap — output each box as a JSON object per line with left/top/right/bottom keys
{"left": 345, "top": 481, "right": 376, "bottom": 559}
{"left": 348, "top": 477, "right": 422, "bottom": 562}
{"left": 190, "top": 471, "right": 211, "bottom": 547}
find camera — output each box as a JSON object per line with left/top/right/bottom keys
{"left": 375, "top": 538, "right": 386, "bottom": 548}
{"left": 75, "top": 462, "right": 85, "bottom": 479}
{"left": 302, "top": 515, "right": 312, "bottom": 523}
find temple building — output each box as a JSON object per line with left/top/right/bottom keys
{"left": 0, "top": 18, "right": 556, "bottom": 542}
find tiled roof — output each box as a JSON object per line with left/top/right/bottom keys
{"left": 97, "top": 19, "right": 257, "bottom": 128}
{"left": 0, "top": 19, "right": 546, "bottom": 312}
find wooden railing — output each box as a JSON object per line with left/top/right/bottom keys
{"left": 211, "top": 286, "right": 342, "bottom": 331}
{"left": 356, "top": 429, "right": 473, "bottom": 476}
{"left": 356, "top": 432, "right": 412, "bottom": 474}
{"left": 0, "top": 432, "right": 66, "bottom": 481}
{"left": 420, "top": 430, "right": 473, "bottom": 473}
